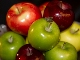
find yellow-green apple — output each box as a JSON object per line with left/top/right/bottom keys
{"left": 44, "top": 41, "right": 77, "bottom": 60}
{"left": 0, "top": 31, "right": 26, "bottom": 60}
{"left": 27, "top": 17, "right": 60, "bottom": 51}
{"left": 6, "top": 2, "right": 42, "bottom": 36}
{"left": 60, "top": 21, "right": 80, "bottom": 51}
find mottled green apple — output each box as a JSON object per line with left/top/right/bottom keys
{"left": 27, "top": 17, "right": 60, "bottom": 51}
{"left": 60, "top": 21, "right": 80, "bottom": 51}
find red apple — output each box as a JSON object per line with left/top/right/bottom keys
{"left": 6, "top": 2, "right": 42, "bottom": 36}
{"left": 39, "top": 2, "right": 49, "bottom": 17}
{"left": 16, "top": 44, "right": 44, "bottom": 60}
{"left": 43, "top": 0, "right": 74, "bottom": 31}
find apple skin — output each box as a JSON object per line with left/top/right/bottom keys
{"left": 27, "top": 18, "right": 60, "bottom": 51}
{"left": 0, "top": 31, "right": 26, "bottom": 60}
{"left": 16, "top": 44, "right": 44, "bottom": 60}
{"left": 0, "top": 24, "right": 9, "bottom": 36}
{"left": 44, "top": 41, "right": 77, "bottom": 60}
{"left": 43, "top": 0, "right": 74, "bottom": 31}
{"left": 6, "top": 2, "right": 42, "bottom": 36}
{"left": 60, "top": 21, "right": 80, "bottom": 51}
{"left": 39, "top": 2, "right": 49, "bottom": 17}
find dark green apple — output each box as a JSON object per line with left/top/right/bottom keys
{"left": 0, "top": 31, "right": 26, "bottom": 60}
{"left": 27, "top": 17, "right": 60, "bottom": 51}
{"left": 44, "top": 41, "right": 77, "bottom": 60}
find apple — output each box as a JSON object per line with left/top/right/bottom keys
{"left": 43, "top": 0, "right": 74, "bottom": 31}
{"left": 0, "top": 31, "right": 26, "bottom": 60}
{"left": 44, "top": 41, "right": 77, "bottom": 60}
{"left": 6, "top": 2, "right": 42, "bottom": 36}
{"left": 39, "top": 2, "right": 49, "bottom": 17}
{"left": 26, "top": 37, "right": 29, "bottom": 44}
{"left": 16, "top": 44, "right": 44, "bottom": 60}
{"left": 27, "top": 17, "right": 60, "bottom": 51}
{"left": 60, "top": 21, "right": 80, "bottom": 51}
{"left": 0, "top": 24, "right": 9, "bottom": 36}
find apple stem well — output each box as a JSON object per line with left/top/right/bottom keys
{"left": 45, "top": 17, "right": 53, "bottom": 32}
{"left": 61, "top": 42, "right": 66, "bottom": 49}
{"left": 8, "top": 35, "right": 13, "bottom": 43}
{"left": 26, "top": 47, "right": 33, "bottom": 56}
{"left": 45, "top": 17, "right": 53, "bottom": 22}
{"left": 59, "top": 1, "right": 71, "bottom": 10}
{"left": 16, "top": 6, "right": 21, "bottom": 14}
{"left": 59, "top": 1, "right": 66, "bottom": 10}
{"left": 59, "top": 1, "right": 63, "bottom": 9}
{"left": 70, "top": 29, "right": 79, "bottom": 34}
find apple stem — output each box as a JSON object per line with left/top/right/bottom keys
{"left": 16, "top": 7, "right": 20, "bottom": 14}
{"left": 61, "top": 42, "right": 66, "bottom": 49}
{"left": 45, "top": 23, "right": 52, "bottom": 32}
{"left": 59, "top": 1, "right": 62, "bottom": 9}
{"left": 8, "top": 35, "right": 13, "bottom": 43}
{"left": 45, "top": 17, "right": 53, "bottom": 32}
{"left": 70, "top": 29, "right": 79, "bottom": 34}
{"left": 26, "top": 47, "right": 32, "bottom": 56}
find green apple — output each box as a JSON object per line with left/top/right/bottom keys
{"left": 26, "top": 37, "right": 29, "bottom": 44}
{"left": 27, "top": 17, "right": 60, "bottom": 51}
{"left": 0, "top": 31, "right": 26, "bottom": 60}
{"left": 60, "top": 21, "right": 80, "bottom": 51}
{"left": 44, "top": 41, "right": 77, "bottom": 60}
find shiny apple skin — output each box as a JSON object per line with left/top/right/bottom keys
{"left": 43, "top": 0, "right": 74, "bottom": 31}
{"left": 44, "top": 41, "right": 77, "bottom": 60}
{"left": 16, "top": 44, "right": 44, "bottom": 60}
{"left": 6, "top": 2, "right": 42, "bottom": 36}
{"left": 27, "top": 18, "right": 60, "bottom": 51}
{"left": 0, "top": 31, "right": 26, "bottom": 60}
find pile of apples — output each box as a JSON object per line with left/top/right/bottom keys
{"left": 0, "top": 0, "right": 80, "bottom": 60}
